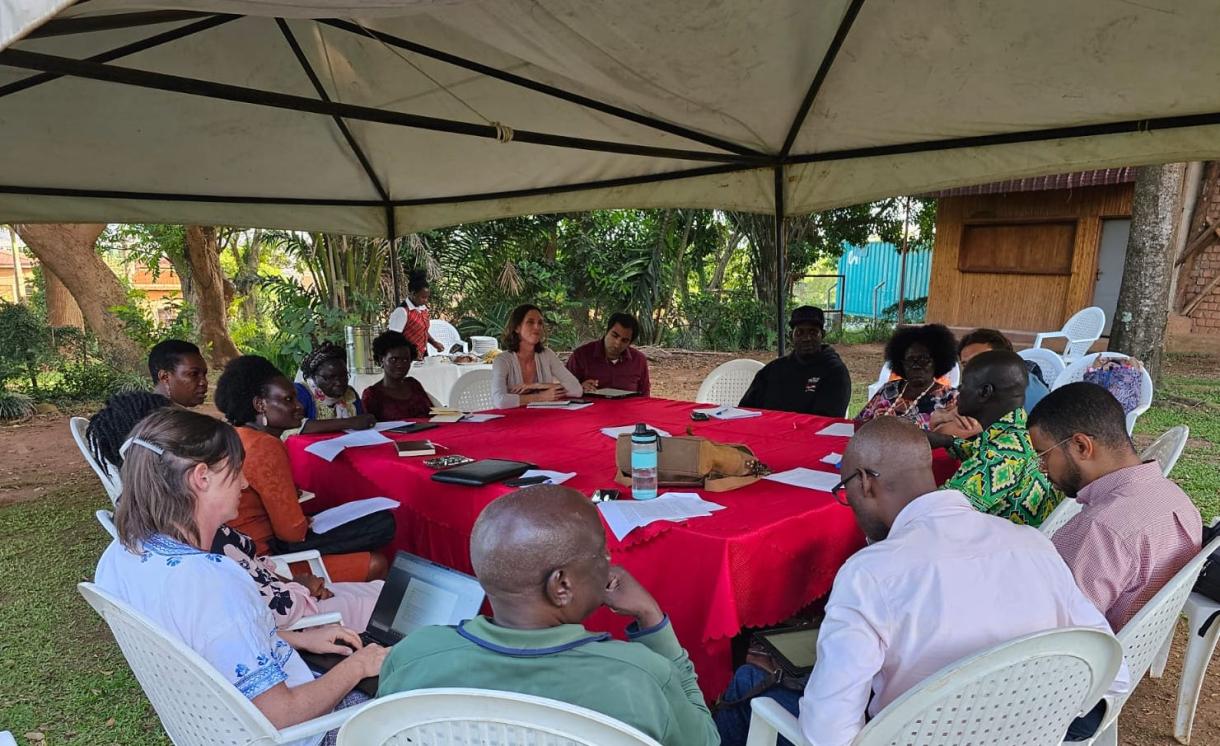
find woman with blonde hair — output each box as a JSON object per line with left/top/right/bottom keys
{"left": 95, "top": 409, "right": 386, "bottom": 742}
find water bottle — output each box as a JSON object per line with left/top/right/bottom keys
{"left": 630, "top": 423, "right": 659, "bottom": 500}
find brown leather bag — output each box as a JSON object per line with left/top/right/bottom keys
{"left": 613, "top": 434, "right": 767, "bottom": 492}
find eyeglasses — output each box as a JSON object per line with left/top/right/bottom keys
{"left": 831, "top": 468, "right": 879, "bottom": 506}
{"left": 1035, "top": 436, "right": 1075, "bottom": 473}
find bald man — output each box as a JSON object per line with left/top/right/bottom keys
{"left": 927, "top": 349, "right": 1062, "bottom": 526}
{"left": 715, "top": 418, "right": 1127, "bottom": 746}
{"left": 378, "top": 486, "right": 719, "bottom": 746}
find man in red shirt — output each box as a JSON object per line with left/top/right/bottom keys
{"left": 565, "top": 313, "right": 651, "bottom": 396}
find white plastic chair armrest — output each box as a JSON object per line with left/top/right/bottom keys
{"left": 273, "top": 706, "right": 363, "bottom": 744}
{"left": 746, "top": 697, "right": 811, "bottom": 746}
{"left": 287, "top": 612, "right": 343, "bottom": 631}
{"left": 1033, "top": 331, "right": 1066, "bottom": 348}
{"left": 267, "top": 550, "right": 333, "bottom": 584}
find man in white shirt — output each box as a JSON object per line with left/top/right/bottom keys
{"left": 713, "top": 417, "right": 1127, "bottom": 746}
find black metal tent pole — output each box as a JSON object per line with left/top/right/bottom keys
{"left": 774, "top": 165, "right": 787, "bottom": 357}
{"left": 0, "top": 48, "right": 760, "bottom": 166}
{"left": 386, "top": 206, "right": 401, "bottom": 305}
{"left": 26, "top": 10, "right": 214, "bottom": 38}
{"left": 0, "top": 14, "right": 237, "bottom": 99}
{"left": 318, "top": 19, "right": 767, "bottom": 159}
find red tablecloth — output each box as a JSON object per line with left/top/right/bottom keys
{"left": 286, "top": 397, "right": 958, "bottom": 698}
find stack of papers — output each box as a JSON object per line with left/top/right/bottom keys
{"left": 597, "top": 492, "right": 726, "bottom": 540}
{"left": 429, "top": 407, "right": 464, "bottom": 423}
{"left": 310, "top": 497, "right": 400, "bottom": 534}
{"left": 600, "top": 425, "right": 672, "bottom": 439}
{"left": 303, "top": 429, "right": 392, "bottom": 462}
{"left": 816, "top": 422, "right": 855, "bottom": 437}
{"left": 526, "top": 401, "right": 593, "bottom": 411}
{"left": 764, "top": 467, "right": 841, "bottom": 492}
{"left": 519, "top": 469, "right": 576, "bottom": 485}
{"left": 693, "top": 406, "right": 762, "bottom": 420}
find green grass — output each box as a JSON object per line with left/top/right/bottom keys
{"left": 0, "top": 351, "right": 1215, "bottom": 744}
{"left": 0, "top": 480, "right": 169, "bottom": 745}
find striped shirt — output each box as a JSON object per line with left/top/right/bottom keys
{"left": 1052, "top": 461, "right": 1202, "bottom": 631}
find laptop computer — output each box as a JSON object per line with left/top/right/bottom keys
{"left": 299, "top": 551, "right": 485, "bottom": 696}
{"left": 430, "top": 458, "right": 534, "bottom": 486}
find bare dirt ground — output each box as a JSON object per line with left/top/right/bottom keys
{"left": 1, "top": 345, "right": 1216, "bottom": 745}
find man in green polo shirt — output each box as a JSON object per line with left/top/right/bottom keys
{"left": 378, "top": 486, "right": 719, "bottom": 746}
{"left": 927, "top": 349, "right": 1063, "bottom": 526}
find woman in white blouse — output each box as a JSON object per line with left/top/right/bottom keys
{"left": 94, "top": 409, "right": 386, "bottom": 744}
{"left": 491, "top": 304, "right": 582, "bottom": 408}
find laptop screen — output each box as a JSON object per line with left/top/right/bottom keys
{"left": 366, "top": 552, "right": 486, "bottom": 644}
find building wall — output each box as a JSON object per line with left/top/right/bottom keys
{"left": 836, "top": 241, "right": 932, "bottom": 318}
{"left": 926, "top": 184, "right": 1134, "bottom": 333}
{"left": 1178, "top": 162, "right": 1220, "bottom": 336}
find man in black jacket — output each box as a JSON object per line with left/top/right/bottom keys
{"left": 739, "top": 306, "right": 852, "bottom": 417}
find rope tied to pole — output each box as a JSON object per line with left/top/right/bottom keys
{"left": 492, "top": 122, "right": 514, "bottom": 143}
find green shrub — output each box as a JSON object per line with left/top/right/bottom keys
{"left": 0, "top": 302, "right": 53, "bottom": 395}
{"left": 673, "top": 291, "right": 778, "bottom": 351}
{"left": 0, "top": 390, "right": 35, "bottom": 420}
{"left": 50, "top": 362, "right": 150, "bottom": 402}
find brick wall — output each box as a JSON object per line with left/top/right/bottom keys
{"left": 1180, "top": 162, "right": 1220, "bottom": 335}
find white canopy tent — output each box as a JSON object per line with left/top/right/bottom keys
{"left": 3, "top": 0, "right": 1220, "bottom": 337}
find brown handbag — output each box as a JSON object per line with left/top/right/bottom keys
{"left": 613, "top": 434, "right": 768, "bottom": 492}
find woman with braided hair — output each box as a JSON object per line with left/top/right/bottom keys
{"left": 84, "top": 390, "right": 383, "bottom": 631}
{"left": 292, "top": 342, "right": 375, "bottom": 430}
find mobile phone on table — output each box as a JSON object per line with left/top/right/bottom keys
{"left": 504, "top": 475, "right": 550, "bottom": 487}
{"left": 690, "top": 411, "right": 710, "bottom": 421}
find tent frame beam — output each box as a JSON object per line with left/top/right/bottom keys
{"left": 780, "top": 0, "right": 866, "bottom": 158}
{"left": 275, "top": 19, "right": 389, "bottom": 203}
{"left": 0, "top": 47, "right": 761, "bottom": 166}
{"left": 26, "top": 10, "right": 214, "bottom": 38}
{"left": 316, "top": 18, "right": 768, "bottom": 159}
{"left": 0, "top": 14, "right": 237, "bottom": 100}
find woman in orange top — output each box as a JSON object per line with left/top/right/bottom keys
{"left": 215, "top": 355, "right": 389, "bottom": 582}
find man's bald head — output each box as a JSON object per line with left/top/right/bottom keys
{"left": 957, "top": 349, "right": 1027, "bottom": 419}
{"left": 471, "top": 485, "right": 606, "bottom": 598}
{"left": 841, "top": 417, "right": 938, "bottom": 542}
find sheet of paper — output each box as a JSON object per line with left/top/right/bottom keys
{"left": 390, "top": 579, "right": 460, "bottom": 636}
{"left": 820, "top": 452, "right": 843, "bottom": 466}
{"left": 600, "top": 425, "right": 672, "bottom": 439}
{"left": 297, "top": 490, "right": 316, "bottom": 504}
{"left": 520, "top": 469, "right": 576, "bottom": 485}
{"left": 693, "top": 406, "right": 763, "bottom": 420}
{"left": 816, "top": 422, "right": 855, "bottom": 437}
{"left": 310, "top": 496, "right": 400, "bottom": 534}
{"left": 430, "top": 413, "right": 464, "bottom": 423}
{"left": 360, "top": 420, "right": 412, "bottom": 433}
{"left": 303, "top": 429, "right": 392, "bottom": 462}
{"left": 597, "top": 493, "right": 726, "bottom": 540}
{"left": 764, "top": 467, "right": 842, "bottom": 493}
{"left": 461, "top": 413, "right": 504, "bottom": 423}
{"left": 526, "top": 401, "right": 594, "bottom": 411}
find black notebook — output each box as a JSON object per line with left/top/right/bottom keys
{"left": 431, "top": 458, "right": 534, "bottom": 486}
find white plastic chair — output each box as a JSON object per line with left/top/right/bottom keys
{"left": 1040, "top": 497, "right": 1085, "bottom": 538}
{"left": 1034, "top": 306, "right": 1106, "bottom": 363}
{"left": 337, "top": 688, "right": 662, "bottom": 745}
{"left": 1018, "top": 346, "right": 1066, "bottom": 388}
{"left": 696, "top": 359, "right": 764, "bottom": 407}
{"left": 1053, "top": 352, "right": 1153, "bottom": 434}
{"left": 70, "top": 416, "right": 122, "bottom": 504}
{"left": 78, "top": 582, "right": 358, "bottom": 745}
{"left": 428, "top": 319, "right": 469, "bottom": 356}
{"left": 1077, "top": 533, "right": 1220, "bottom": 746}
{"left": 0, "top": 732, "right": 16, "bottom": 746}
{"left": 745, "top": 627, "right": 1123, "bottom": 746}
{"left": 96, "top": 509, "right": 118, "bottom": 540}
{"left": 1149, "top": 517, "right": 1219, "bottom": 744}
{"left": 448, "top": 368, "right": 494, "bottom": 412}
{"left": 1139, "top": 425, "right": 1189, "bottom": 478}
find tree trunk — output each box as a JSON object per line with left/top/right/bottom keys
{"left": 184, "top": 225, "right": 240, "bottom": 367}
{"left": 13, "top": 223, "right": 144, "bottom": 371}
{"left": 1110, "top": 163, "right": 1186, "bottom": 384}
{"left": 44, "top": 267, "right": 84, "bottom": 328}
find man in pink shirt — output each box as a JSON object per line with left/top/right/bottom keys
{"left": 565, "top": 313, "right": 651, "bottom": 396}
{"left": 1029, "top": 382, "right": 1202, "bottom": 631}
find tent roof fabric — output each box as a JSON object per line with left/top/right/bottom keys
{"left": 1, "top": 1, "right": 1219, "bottom": 235}
{"left": 930, "top": 168, "right": 1138, "bottom": 197}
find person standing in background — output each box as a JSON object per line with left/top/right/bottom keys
{"left": 389, "top": 270, "right": 444, "bottom": 360}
